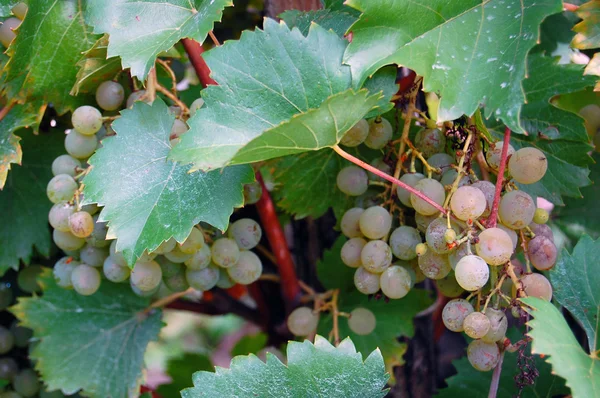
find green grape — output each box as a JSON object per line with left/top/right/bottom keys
{"left": 404, "top": 260, "right": 425, "bottom": 283}
{"left": 435, "top": 272, "right": 464, "bottom": 298}
{"left": 498, "top": 190, "right": 536, "bottom": 229}
{"left": 486, "top": 141, "right": 515, "bottom": 170}
{"left": 448, "top": 242, "right": 470, "bottom": 270}
{"left": 189, "top": 98, "right": 205, "bottom": 116}
{"left": 164, "top": 270, "right": 190, "bottom": 292}
{"left": 109, "top": 240, "right": 127, "bottom": 267}
{"left": 508, "top": 147, "right": 548, "bottom": 184}
{"left": 340, "top": 119, "right": 369, "bottom": 147}
{"left": 46, "top": 174, "right": 78, "bottom": 204}
{"left": 287, "top": 307, "right": 319, "bottom": 336}
{"left": 85, "top": 215, "right": 110, "bottom": 248}
{"left": 427, "top": 153, "right": 454, "bottom": 180}
{"left": 389, "top": 226, "right": 422, "bottom": 260}
{"left": 519, "top": 273, "right": 552, "bottom": 301}
{"left": 79, "top": 243, "right": 108, "bottom": 267}
{"left": 10, "top": 321, "right": 32, "bottom": 348}
{"left": 0, "top": 283, "right": 13, "bottom": 310}
{"left": 71, "top": 264, "right": 101, "bottom": 295}
{"left": 450, "top": 186, "right": 487, "bottom": 221}
{"left": 410, "top": 178, "right": 445, "bottom": 216}
{"left": 359, "top": 206, "right": 392, "bottom": 239}
{"left": 440, "top": 169, "right": 469, "bottom": 188}
{"left": 380, "top": 265, "right": 412, "bottom": 299}
{"left": 17, "top": 265, "right": 43, "bottom": 293}
{"left": 442, "top": 298, "right": 473, "bottom": 332}
{"left": 48, "top": 201, "right": 76, "bottom": 232}
{"left": 348, "top": 307, "right": 376, "bottom": 335}
{"left": 415, "top": 128, "right": 446, "bottom": 158}
{"left": 156, "top": 256, "right": 181, "bottom": 278}
{"left": 415, "top": 243, "right": 427, "bottom": 257}
{"left": 126, "top": 90, "right": 148, "bottom": 108}
{"left": 130, "top": 280, "right": 159, "bottom": 297}
{"left": 471, "top": 181, "right": 495, "bottom": 216}
{"left": 340, "top": 208, "right": 364, "bottom": 238}
{"left": 170, "top": 119, "right": 189, "bottom": 145}
{"left": 354, "top": 266, "right": 380, "bottom": 295}
{"left": 103, "top": 256, "right": 130, "bottom": 283}
{"left": 186, "top": 265, "right": 219, "bottom": 291}
{"left": 211, "top": 238, "right": 240, "bottom": 268}
{"left": 152, "top": 238, "right": 177, "bottom": 255}
{"left": 64, "top": 129, "right": 98, "bottom": 159}
{"left": 0, "top": 17, "right": 20, "bottom": 47}
{"left": 444, "top": 228, "right": 457, "bottom": 244}
{"left": 364, "top": 118, "right": 392, "bottom": 149}
{"left": 467, "top": 340, "right": 500, "bottom": 371}
{"left": 415, "top": 212, "right": 438, "bottom": 233}
{"left": 361, "top": 240, "right": 392, "bottom": 273}
{"left": 138, "top": 251, "right": 156, "bottom": 262}
{"left": 243, "top": 181, "right": 262, "bottom": 205}
{"left": 0, "top": 357, "right": 18, "bottom": 380}
{"left": 497, "top": 224, "right": 518, "bottom": 250}
{"left": 53, "top": 229, "right": 85, "bottom": 251}
{"left": 463, "top": 312, "right": 491, "bottom": 339}
{"left": 529, "top": 222, "right": 554, "bottom": 240}
{"left": 368, "top": 158, "right": 392, "bottom": 182}
{"left": 13, "top": 368, "right": 40, "bottom": 397}
{"left": 481, "top": 308, "right": 508, "bottom": 343}
{"left": 533, "top": 208, "right": 549, "bottom": 224}
{"left": 179, "top": 227, "right": 205, "bottom": 254}
{"left": 455, "top": 255, "right": 489, "bottom": 291}
{"left": 228, "top": 218, "right": 262, "bottom": 250}
{"left": 475, "top": 228, "right": 514, "bottom": 266}
{"left": 68, "top": 211, "right": 94, "bottom": 238}
{"left": 72, "top": 106, "right": 103, "bottom": 136}
{"left": 12, "top": 3, "right": 27, "bottom": 20}
{"left": 163, "top": 246, "right": 193, "bottom": 263}
{"left": 0, "top": 327, "right": 14, "bottom": 354}
{"left": 216, "top": 270, "right": 235, "bottom": 288}
{"left": 95, "top": 81, "right": 124, "bottom": 111}
{"left": 53, "top": 256, "right": 79, "bottom": 288}
{"left": 185, "top": 244, "right": 212, "bottom": 270}
{"left": 131, "top": 260, "right": 162, "bottom": 291}
{"left": 336, "top": 166, "right": 369, "bottom": 196}
{"left": 528, "top": 236, "right": 557, "bottom": 271}
{"left": 418, "top": 250, "right": 451, "bottom": 279}
{"left": 341, "top": 238, "right": 367, "bottom": 268}
{"left": 425, "top": 217, "right": 456, "bottom": 254}
{"left": 396, "top": 172, "right": 425, "bottom": 208}
{"left": 227, "top": 251, "right": 262, "bottom": 285}
{"left": 51, "top": 154, "right": 81, "bottom": 177}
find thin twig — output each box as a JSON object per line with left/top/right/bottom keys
{"left": 443, "top": 132, "right": 474, "bottom": 209}
{"left": 487, "top": 127, "right": 511, "bottom": 228}
{"left": 155, "top": 58, "right": 178, "bottom": 94}
{"left": 488, "top": 351, "right": 505, "bottom": 398}
{"left": 392, "top": 77, "right": 422, "bottom": 182}
{"left": 143, "top": 287, "right": 195, "bottom": 314}
{"left": 156, "top": 84, "right": 190, "bottom": 115}
{"left": 519, "top": 230, "right": 532, "bottom": 273}
{"left": 330, "top": 289, "right": 341, "bottom": 345}
{"left": 208, "top": 31, "right": 221, "bottom": 46}
{"left": 144, "top": 67, "right": 157, "bottom": 102}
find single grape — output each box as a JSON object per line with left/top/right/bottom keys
{"left": 47, "top": 174, "right": 77, "bottom": 204}
{"left": 427, "top": 153, "right": 454, "bottom": 180}
{"left": 131, "top": 260, "right": 162, "bottom": 291}
{"left": 85, "top": 215, "right": 110, "bottom": 248}
{"left": 529, "top": 222, "right": 554, "bottom": 240}
{"left": 481, "top": 308, "right": 508, "bottom": 343}
{"left": 109, "top": 240, "right": 127, "bottom": 267}
{"left": 380, "top": 265, "right": 412, "bottom": 299}
{"left": 184, "top": 244, "right": 212, "bottom": 270}
{"left": 486, "top": 142, "right": 515, "bottom": 170}
{"left": 475, "top": 228, "right": 514, "bottom": 266}
{"left": 0, "top": 327, "right": 14, "bottom": 354}
{"left": 53, "top": 256, "right": 79, "bottom": 288}
{"left": 450, "top": 186, "right": 487, "bottom": 221}
{"left": 103, "top": 256, "right": 130, "bottom": 283}
{"left": 68, "top": 211, "right": 94, "bottom": 238}
{"left": 447, "top": 243, "right": 470, "bottom": 270}
{"left": 170, "top": 119, "right": 189, "bottom": 145}
{"left": 528, "top": 236, "right": 557, "bottom": 271}
{"left": 211, "top": 238, "right": 240, "bottom": 268}
{"left": 415, "top": 243, "right": 428, "bottom": 257}
{"left": 415, "top": 212, "right": 439, "bottom": 233}
{"left": 179, "top": 227, "right": 205, "bottom": 254}
{"left": 0, "top": 357, "right": 18, "bottom": 380}
{"left": 415, "top": 128, "right": 446, "bottom": 157}
{"left": 368, "top": 158, "right": 392, "bottom": 182}
{"left": 498, "top": 190, "right": 536, "bottom": 229}
{"left": 471, "top": 180, "right": 495, "bottom": 216}
{"left": 228, "top": 218, "right": 262, "bottom": 250}
{"left": 497, "top": 224, "right": 518, "bottom": 250}
{"left": 410, "top": 178, "right": 445, "bottom": 216}
{"left": 418, "top": 250, "right": 451, "bottom": 279}
{"left": 442, "top": 299, "right": 474, "bottom": 332}
{"left": 455, "top": 255, "right": 489, "bottom": 291}
{"left": 151, "top": 238, "right": 177, "bottom": 255}
{"left": 463, "top": 312, "right": 491, "bottom": 339}
{"left": 341, "top": 208, "right": 365, "bottom": 238}
{"left": 287, "top": 307, "right": 319, "bottom": 336}
{"left": 364, "top": 118, "right": 392, "bottom": 149}
{"left": 189, "top": 98, "right": 205, "bottom": 116}
{"left": 440, "top": 169, "right": 469, "bottom": 188}
{"left": 186, "top": 266, "right": 219, "bottom": 291}
{"left": 72, "top": 105, "right": 103, "bottom": 136}
{"left": 217, "top": 270, "right": 236, "bottom": 288}
{"left": 389, "top": 226, "right": 421, "bottom": 260}
{"left": 10, "top": 322, "right": 32, "bottom": 348}
{"left": 71, "top": 264, "right": 101, "bottom": 296}
{"left": 396, "top": 172, "right": 425, "bottom": 208}
{"left": 467, "top": 340, "right": 500, "bottom": 371}
{"left": 48, "top": 201, "right": 76, "bottom": 232}
{"left": 64, "top": 129, "right": 98, "bottom": 159}
{"left": 404, "top": 260, "right": 426, "bottom": 283}
{"left": 361, "top": 240, "right": 392, "bottom": 273}
{"left": 17, "top": 265, "right": 43, "bottom": 293}
{"left": 354, "top": 267, "right": 380, "bottom": 295}
{"left": 359, "top": 206, "right": 392, "bottom": 239}
{"left": 95, "top": 81, "right": 125, "bottom": 111}
{"left": 51, "top": 154, "right": 81, "bottom": 177}
{"left": 533, "top": 208, "right": 549, "bottom": 224}
{"left": 227, "top": 251, "right": 263, "bottom": 285}
{"left": 0, "top": 283, "right": 13, "bottom": 310}
{"left": 0, "top": 18, "right": 20, "bottom": 47}
{"left": 13, "top": 368, "right": 40, "bottom": 397}
{"left": 243, "top": 181, "right": 262, "bottom": 205}
{"left": 126, "top": 90, "right": 148, "bottom": 107}
{"left": 444, "top": 228, "right": 457, "bottom": 244}
{"left": 348, "top": 307, "right": 376, "bottom": 335}
{"left": 12, "top": 3, "right": 27, "bottom": 20}
{"left": 340, "top": 119, "right": 369, "bottom": 147}
{"left": 164, "top": 269, "right": 190, "bottom": 293}
{"left": 341, "top": 238, "right": 367, "bottom": 268}
{"left": 53, "top": 229, "right": 85, "bottom": 251}
{"left": 519, "top": 273, "right": 553, "bottom": 301}
{"left": 435, "top": 272, "right": 465, "bottom": 298}
{"left": 425, "top": 217, "right": 456, "bottom": 254}
{"left": 79, "top": 243, "right": 108, "bottom": 268}
{"left": 336, "top": 166, "right": 368, "bottom": 196}
{"left": 130, "top": 279, "right": 159, "bottom": 297}
{"left": 508, "top": 147, "right": 548, "bottom": 184}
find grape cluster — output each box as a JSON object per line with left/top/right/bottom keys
{"left": 287, "top": 306, "right": 376, "bottom": 337}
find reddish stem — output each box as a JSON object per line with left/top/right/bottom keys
{"left": 255, "top": 172, "right": 302, "bottom": 305}
{"left": 487, "top": 127, "right": 511, "bottom": 228}
{"left": 397, "top": 69, "right": 417, "bottom": 95}
{"left": 563, "top": 2, "right": 578, "bottom": 12}
{"left": 332, "top": 145, "right": 447, "bottom": 214}
{"left": 181, "top": 38, "right": 217, "bottom": 88}
{"left": 488, "top": 351, "right": 505, "bottom": 398}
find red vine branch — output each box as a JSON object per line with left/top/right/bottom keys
{"left": 488, "top": 351, "right": 505, "bottom": 398}
{"left": 487, "top": 127, "right": 511, "bottom": 228}
{"left": 181, "top": 38, "right": 217, "bottom": 88}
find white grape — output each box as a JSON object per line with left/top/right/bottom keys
{"left": 519, "top": 273, "right": 552, "bottom": 301}
{"left": 448, "top": 242, "right": 470, "bottom": 270}
{"left": 486, "top": 141, "right": 515, "bottom": 170}
{"left": 498, "top": 190, "right": 536, "bottom": 229}
{"left": 47, "top": 174, "right": 77, "bottom": 204}
{"left": 53, "top": 229, "right": 85, "bottom": 251}
{"left": 418, "top": 250, "right": 451, "bottom": 279}
{"left": 463, "top": 312, "right": 491, "bottom": 339}
{"left": 435, "top": 271, "right": 464, "bottom": 298}
{"left": 528, "top": 236, "right": 557, "bottom": 271}
{"left": 130, "top": 260, "right": 162, "bottom": 291}
{"left": 189, "top": 98, "right": 205, "bottom": 116}
{"left": 337, "top": 166, "right": 368, "bottom": 196}
{"left": 51, "top": 154, "right": 81, "bottom": 177}
{"left": 64, "top": 129, "right": 98, "bottom": 159}
{"left": 79, "top": 243, "right": 108, "bottom": 267}
{"left": 380, "top": 265, "right": 412, "bottom": 299}
{"left": 48, "top": 201, "right": 76, "bottom": 232}
{"left": 72, "top": 105, "right": 103, "bottom": 136}
{"left": 529, "top": 222, "right": 554, "bottom": 240}
{"left": 340, "top": 208, "right": 364, "bottom": 238}
{"left": 364, "top": 118, "right": 392, "bottom": 149}
{"left": 228, "top": 218, "right": 262, "bottom": 250}
{"left": 368, "top": 158, "right": 392, "bottom": 182}
{"left": 348, "top": 308, "right": 376, "bottom": 335}
{"left": 186, "top": 266, "right": 219, "bottom": 291}
{"left": 471, "top": 180, "right": 495, "bottom": 216}
{"left": 179, "top": 227, "right": 205, "bottom": 254}
{"left": 450, "top": 186, "right": 487, "bottom": 221}
{"left": 475, "top": 228, "right": 514, "bottom": 266}
{"left": 227, "top": 251, "right": 262, "bottom": 285}
{"left": 170, "top": 119, "right": 188, "bottom": 145}
{"left": 415, "top": 128, "right": 446, "bottom": 157}
{"left": 361, "top": 240, "right": 392, "bottom": 273}
{"left": 455, "top": 255, "right": 489, "bottom": 291}
{"left": 216, "top": 268, "right": 236, "bottom": 288}
{"left": 341, "top": 237, "right": 367, "bottom": 268}
{"left": 211, "top": 238, "right": 240, "bottom": 268}
{"left": 244, "top": 181, "right": 262, "bottom": 205}
{"left": 287, "top": 307, "right": 319, "bottom": 336}
{"left": 184, "top": 244, "right": 212, "bottom": 270}
{"left": 68, "top": 211, "right": 94, "bottom": 238}
{"left": 126, "top": 90, "right": 147, "bottom": 108}
{"left": 70, "top": 264, "right": 101, "bottom": 296}
{"left": 396, "top": 172, "right": 425, "bottom": 208}
{"left": 359, "top": 206, "right": 392, "bottom": 239}
{"left": 0, "top": 17, "right": 20, "bottom": 47}
{"left": 152, "top": 238, "right": 177, "bottom": 255}
{"left": 340, "top": 119, "right": 369, "bottom": 147}
{"left": 440, "top": 169, "right": 469, "bottom": 187}
{"left": 467, "top": 340, "right": 500, "bottom": 371}
{"left": 508, "top": 147, "right": 548, "bottom": 184}
{"left": 410, "top": 178, "right": 445, "bottom": 216}
{"left": 163, "top": 246, "right": 193, "bottom": 263}
{"left": 415, "top": 212, "right": 439, "bottom": 233}
{"left": 442, "top": 298, "right": 473, "bottom": 332}
{"left": 109, "top": 240, "right": 127, "bottom": 267}
{"left": 389, "top": 226, "right": 421, "bottom": 260}
{"left": 425, "top": 217, "right": 455, "bottom": 254}
{"left": 497, "top": 224, "right": 518, "bottom": 250}
{"left": 95, "top": 81, "right": 124, "bottom": 111}
{"left": 164, "top": 269, "right": 190, "bottom": 292}
{"left": 103, "top": 256, "right": 130, "bottom": 283}
{"left": 481, "top": 308, "right": 508, "bottom": 343}
{"left": 354, "top": 267, "right": 380, "bottom": 295}
{"left": 130, "top": 280, "right": 159, "bottom": 297}
{"left": 427, "top": 153, "right": 454, "bottom": 180}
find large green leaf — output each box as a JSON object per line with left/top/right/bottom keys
{"left": 0, "top": 130, "right": 63, "bottom": 275}
{"left": 343, "top": 0, "right": 562, "bottom": 133}
{"left": 522, "top": 297, "right": 600, "bottom": 398}
{"left": 82, "top": 99, "right": 253, "bottom": 266}
{"left": 2, "top": 0, "right": 99, "bottom": 113}
{"left": 182, "top": 335, "right": 388, "bottom": 398}
{"left": 169, "top": 19, "right": 382, "bottom": 172}
{"left": 11, "top": 270, "right": 162, "bottom": 398}
{"left": 279, "top": 9, "right": 357, "bottom": 37}
{"left": 85, "top": 0, "right": 232, "bottom": 80}
{"left": 550, "top": 235, "right": 600, "bottom": 352}
{"left": 573, "top": 0, "right": 600, "bottom": 50}
{"left": 70, "top": 35, "right": 122, "bottom": 96}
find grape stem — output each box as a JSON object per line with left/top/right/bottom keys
{"left": 181, "top": 38, "right": 218, "bottom": 87}
{"left": 333, "top": 145, "right": 448, "bottom": 214}
{"left": 155, "top": 59, "right": 178, "bottom": 94}
{"left": 487, "top": 127, "right": 512, "bottom": 228}
{"left": 488, "top": 351, "right": 505, "bottom": 398}
{"left": 156, "top": 83, "right": 190, "bottom": 115}
{"left": 208, "top": 31, "right": 221, "bottom": 46}
{"left": 392, "top": 75, "right": 421, "bottom": 183}
{"left": 143, "top": 287, "right": 195, "bottom": 314}
{"left": 443, "top": 132, "right": 474, "bottom": 209}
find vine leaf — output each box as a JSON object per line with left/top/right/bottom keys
{"left": 343, "top": 0, "right": 562, "bottom": 133}
{"left": 169, "top": 19, "right": 383, "bottom": 172}
{"left": 0, "top": 130, "right": 64, "bottom": 275}
{"left": 10, "top": 270, "right": 162, "bottom": 398}
{"left": 522, "top": 297, "right": 600, "bottom": 398}
{"left": 82, "top": 99, "right": 253, "bottom": 266}
{"left": 182, "top": 335, "right": 389, "bottom": 397}
{"left": 84, "top": 0, "right": 232, "bottom": 80}
{"left": 573, "top": 1, "right": 600, "bottom": 50}
{"left": 550, "top": 235, "right": 600, "bottom": 352}
{"left": 279, "top": 8, "right": 358, "bottom": 37}
{"left": 2, "top": 0, "right": 99, "bottom": 114}
{"left": 71, "top": 35, "right": 122, "bottom": 96}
